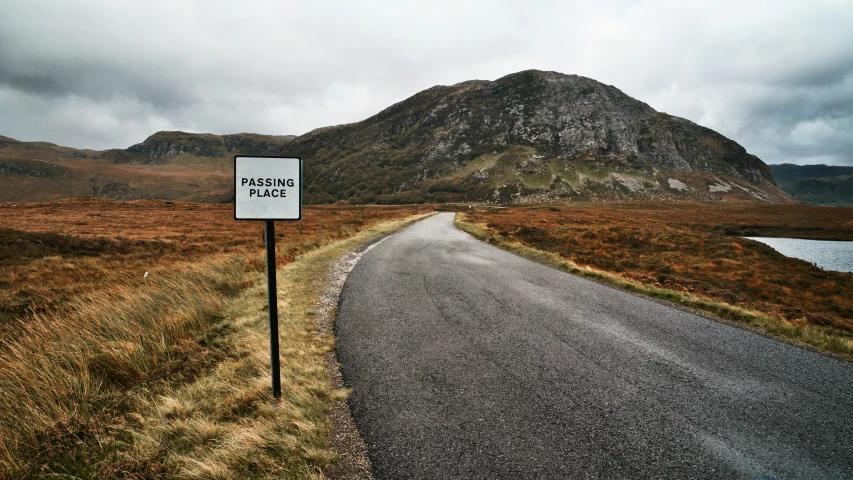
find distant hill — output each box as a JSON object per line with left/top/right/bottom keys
{"left": 0, "top": 132, "right": 293, "bottom": 203}
{"left": 1, "top": 69, "right": 792, "bottom": 204}
{"left": 768, "top": 164, "right": 853, "bottom": 206}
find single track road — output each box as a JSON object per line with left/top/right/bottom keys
{"left": 336, "top": 212, "right": 853, "bottom": 479}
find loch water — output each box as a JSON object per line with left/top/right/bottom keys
{"left": 745, "top": 237, "right": 853, "bottom": 273}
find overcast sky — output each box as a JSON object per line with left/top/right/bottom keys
{"left": 2, "top": 0, "right": 852, "bottom": 166}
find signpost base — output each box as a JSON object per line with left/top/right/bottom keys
{"left": 265, "top": 220, "right": 282, "bottom": 399}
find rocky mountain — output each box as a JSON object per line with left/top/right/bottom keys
{"left": 0, "top": 132, "right": 293, "bottom": 203}
{"left": 1, "top": 69, "right": 792, "bottom": 205}
{"left": 288, "top": 70, "right": 790, "bottom": 204}
{"left": 769, "top": 164, "right": 853, "bottom": 206}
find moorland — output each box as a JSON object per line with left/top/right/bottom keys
{"left": 1, "top": 198, "right": 851, "bottom": 478}
{"left": 0, "top": 198, "right": 425, "bottom": 478}
{"left": 458, "top": 202, "right": 853, "bottom": 357}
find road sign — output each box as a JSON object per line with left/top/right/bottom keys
{"left": 234, "top": 155, "right": 303, "bottom": 400}
{"left": 235, "top": 156, "right": 302, "bottom": 220}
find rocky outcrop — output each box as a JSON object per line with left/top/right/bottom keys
{"left": 125, "top": 132, "right": 225, "bottom": 163}
{"left": 96, "top": 131, "right": 294, "bottom": 164}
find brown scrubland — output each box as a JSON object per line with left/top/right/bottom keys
{"left": 0, "top": 198, "right": 424, "bottom": 479}
{"left": 458, "top": 202, "right": 853, "bottom": 354}
{"left": 0, "top": 199, "right": 424, "bottom": 329}
{"left": 1, "top": 198, "right": 851, "bottom": 477}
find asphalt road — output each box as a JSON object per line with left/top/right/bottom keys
{"left": 336, "top": 213, "right": 853, "bottom": 479}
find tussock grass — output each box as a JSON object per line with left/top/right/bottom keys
{"left": 0, "top": 257, "right": 245, "bottom": 478}
{"left": 0, "top": 208, "right": 430, "bottom": 478}
{"left": 0, "top": 200, "right": 430, "bottom": 328}
{"left": 456, "top": 214, "right": 853, "bottom": 360}
{"left": 117, "top": 213, "right": 430, "bottom": 478}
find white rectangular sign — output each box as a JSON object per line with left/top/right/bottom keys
{"left": 234, "top": 156, "right": 302, "bottom": 220}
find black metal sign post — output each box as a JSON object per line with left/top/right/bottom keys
{"left": 234, "top": 155, "right": 302, "bottom": 400}
{"left": 265, "top": 219, "right": 281, "bottom": 398}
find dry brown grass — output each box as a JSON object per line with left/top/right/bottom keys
{"left": 0, "top": 198, "right": 429, "bottom": 478}
{"left": 458, "top": 202, "right": 853, "bottom": 357}
{"left": 0, "top": 257, "right": 244, "bottom": 477}
{"left": 0, "top": 199, "right": 427, "bottom": 327}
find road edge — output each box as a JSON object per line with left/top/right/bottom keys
{"left": 315, "top": 213, "right": 437, "bottom": 479}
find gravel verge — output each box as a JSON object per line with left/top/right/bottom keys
{"left": 313, "top": 235, "right": 395, "bottom": 480}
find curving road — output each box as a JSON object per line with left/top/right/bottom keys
{"left": 335, "top": 213, "right": 853, "bottom": 479}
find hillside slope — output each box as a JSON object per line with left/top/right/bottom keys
{"left": 286, "top": 70, "right": 790, "bottom": 204}
{"left": 769, "top": 164, "right": 853, "bottom": 206}
{"left": 0, "top": 133, "right": 293, "bottom": 203}
{"left": 2, "top": 70, "right": 791, "bottom": 204}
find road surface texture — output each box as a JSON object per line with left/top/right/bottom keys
{"left": 336, "top": 213, "right": 853, "bottom": 479}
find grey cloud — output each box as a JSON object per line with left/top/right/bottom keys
{"left": 0, "top": 0, "right": 851, "bottom": 166}
{"left": 777, "top": 61, "right": 853, "bottom": 89}
{"left": 727, "top": 72, "right": 853, "bottom": 165}
{"left": 0, "top": 56, "right": 193, "bottom": 110}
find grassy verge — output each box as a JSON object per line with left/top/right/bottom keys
{"left": 456, "top": 213, "right": 853, "bottom": 360}
{"left": 0, "top": 256, "right": 246, "bottom": 478}
{"left": 0, "top": 212, "right": 431, "bottom": 479}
